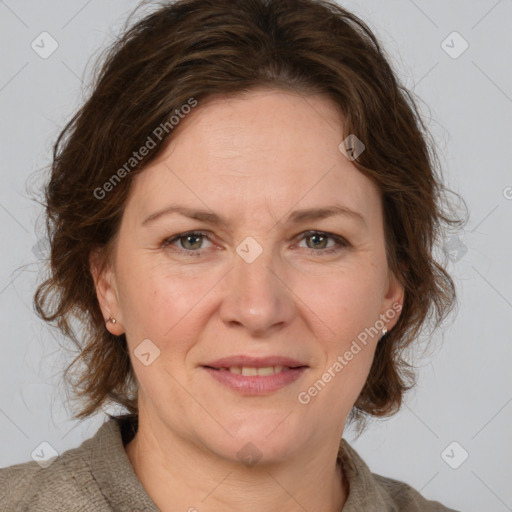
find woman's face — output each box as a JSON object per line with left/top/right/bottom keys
{"left": 94, "top": 89, "right": 403, "bottom": 464}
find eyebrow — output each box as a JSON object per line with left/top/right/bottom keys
{"left": 142, "top": 204, "right": 366, "bottom": 227}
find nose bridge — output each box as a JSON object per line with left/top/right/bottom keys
{"left": 221, "top": 236, "right": 293, "bottom": 333}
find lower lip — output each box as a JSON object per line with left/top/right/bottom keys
{"left": 202, "top": 367, "right": 307, "bottom": 395}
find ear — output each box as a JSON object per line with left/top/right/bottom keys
{"left": 89, "top": 248, "right": 124, "bottom": 335}
{"left": 380, "top": 268, "right": 404, "bottom": 332}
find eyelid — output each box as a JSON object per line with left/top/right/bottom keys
{"left": 163, "top": 230, "right": 214, "bottom": 251}
{"left": 294, "top": 230, "right": 349, "bottom": 253}
{"left": 162, "top": 230, "right": 349, "bottom": 255}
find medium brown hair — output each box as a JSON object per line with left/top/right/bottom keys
{"left": 34, "top": 0, "right": 461, "bottom": 426}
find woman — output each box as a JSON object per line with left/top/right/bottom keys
{"left": 0, "top": 0, "right": 462, "bottom": 510}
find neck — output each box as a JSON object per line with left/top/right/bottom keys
{"left": 124, "top": 417, "right": 347, "bottom": 512}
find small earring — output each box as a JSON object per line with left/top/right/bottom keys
{"left": 382, "top": 328, "right": 388, "bottom": 337}
{"left": 106, "top": 316, "right": 116, "bottom": 325}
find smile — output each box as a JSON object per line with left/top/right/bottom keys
{"left": 217, "top": 365, "right": 292, "bottom": 376}
{"left": 202, "top": 365, "right": 308, "bottom": 395}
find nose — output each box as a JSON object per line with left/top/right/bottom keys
{"left": 218, "top": 244, "right": 295, "bottom": 336}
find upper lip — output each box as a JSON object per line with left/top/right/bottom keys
{"left": 202, "top": 356, "right": 308, "bottom": 369}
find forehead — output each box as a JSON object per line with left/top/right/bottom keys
{"left": 124, "top": 89, "right": 381, "bottom": 228}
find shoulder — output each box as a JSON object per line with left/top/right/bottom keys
{"left": 371, "top": 472, "right": 460, "bottom": 511}
{"left": 0, "top": 459, "right": 42, "bottom": 509}
{"left": 0, "top": 452, "right": 94, "bottom": 511}
{"left": 338, "top": 439, "right": 461, "bottom": 512}
{"left": 0, "top": 415, "right": 154, "bottom": 512}
{"left": 0, "top": 421, "right": 118, "bottom": 512}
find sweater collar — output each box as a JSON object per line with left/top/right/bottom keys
{"left": 337, "top": 438, "right": 394, "bottom": 510}
{"left": 90, "top": 415, "right": 160, "bottom": 511}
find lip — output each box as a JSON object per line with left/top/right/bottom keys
{"left": 202, "top": 367, "right": 307, "bottom": 395}
{"left": 201, "top": 355, "right": 308, "bottom": 396}
{"left": 203, "top": 355, "right": 307, "bottom": 369}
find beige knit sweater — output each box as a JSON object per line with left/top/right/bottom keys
{"left": 0, "top": 415, "right": 459, "bottom": 511}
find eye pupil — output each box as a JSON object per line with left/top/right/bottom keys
{"left": 307, "top": 234, "right": 327, "bottom": 249}
{"left": 183, "top": 234, "right": 202, "bottom": 249}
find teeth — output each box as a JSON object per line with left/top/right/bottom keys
{"left": 226, "top": 366, "right": 288, "bottom": 376}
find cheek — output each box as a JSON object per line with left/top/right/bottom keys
{"left": 117, "top": 269, "right": 205, "bottom": 398}
{"left": 116, "top": 257, "right": 219, "bottom": 347}
{"left": 299, "top": 265, "right": 385, "bottom": 342}
{"left": 296, "top": 267, "right": 384, "bottom": 401}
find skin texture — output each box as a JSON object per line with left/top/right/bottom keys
{"left": 91, "top": 89, "right": 404, "bottom": 512}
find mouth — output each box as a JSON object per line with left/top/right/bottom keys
{"left": 203, "top": 355, "right": 307, "bottom": 369}
{"left": 201, "top": 356, "right": 308, "bottom": 395}
{"left": 205, "top": 365, "right": 304, "bottom": 376}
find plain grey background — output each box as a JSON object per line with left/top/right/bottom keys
{"left": 1, "top": 1, "right": 511, "bottom": 510}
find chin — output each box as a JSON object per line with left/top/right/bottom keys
{"left": 202, "top": 413, "right": 304, "bottom": 466}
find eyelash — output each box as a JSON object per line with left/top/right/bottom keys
{"left": 161, "top": 230, "right": 349, "bottom": 257}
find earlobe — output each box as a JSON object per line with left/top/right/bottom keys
{"left": 381, "top": 269, "right": 404, "bottom": 332}
{"left": 89, "top": 249, "right": 124, "bottom": 335}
